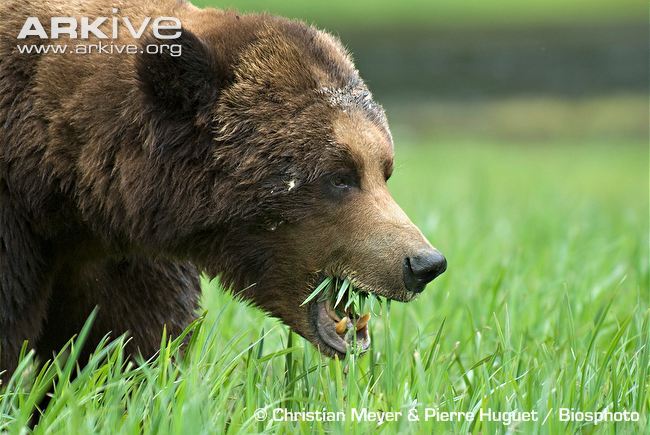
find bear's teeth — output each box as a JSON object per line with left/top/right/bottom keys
{"left": 356, "top": 313, "right": 370, "bottom": 331}
{"left": 335, "top": 317, "right": 349, "bottom": 335}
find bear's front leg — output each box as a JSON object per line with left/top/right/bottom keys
{"left": 0, "top": 198, "right": 54, "bottom": 384}
{"left": 36, "top": 256, "right": 202, "bottom": 365}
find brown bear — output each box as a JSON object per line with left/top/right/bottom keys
{"left": 0, "top": 0, "right": 446, "bottom": 381}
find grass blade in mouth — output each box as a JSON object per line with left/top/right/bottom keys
{"left": 300, "top": 277, "right": 333, "bottom": 306}
{"left": 302, "top": 276, "right": 385, "bottom": 318}
{"left": 333, "top": 278, "right": 350, "bottom": 309}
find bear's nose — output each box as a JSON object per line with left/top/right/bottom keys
{"left": 403, "top": 250, "right": 447, "bottom": 293}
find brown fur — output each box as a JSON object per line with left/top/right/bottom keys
{"left": 0, "top": 0, "right": 441, "bottom": 380}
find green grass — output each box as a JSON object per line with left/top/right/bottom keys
{"left": 1, "top": 141, "right": 648, "bottom": 433}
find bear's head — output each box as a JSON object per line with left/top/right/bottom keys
{"left": 136, "top": 12, "right": 446, "bottom": 357}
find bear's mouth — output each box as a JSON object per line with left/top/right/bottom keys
{"left": 311, "top": 298, "right": 372, "bottom": 355}
{"left": 306, "top": 276, "right": 386, "bottom": 356}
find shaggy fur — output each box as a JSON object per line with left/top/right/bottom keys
{"left": 0, "top": 0, "right": 441, "bottom": 381}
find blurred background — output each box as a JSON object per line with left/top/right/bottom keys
{"left": 194, "top": 0, "right": 647, "bottom": 144}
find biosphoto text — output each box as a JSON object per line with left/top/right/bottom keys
{"left": 15, "top": 8, "right": 183, "bottom": 56}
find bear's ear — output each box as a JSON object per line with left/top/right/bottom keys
{"left": 136, "top": 29, "right": 223, "bottom": 116}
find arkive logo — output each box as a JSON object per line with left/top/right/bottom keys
{"left": 17, "top": 8, "right": 181, "bottom": 40}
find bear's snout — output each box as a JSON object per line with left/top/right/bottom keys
{"left": 403, "top": 250, "right": 447, "bottom": 293}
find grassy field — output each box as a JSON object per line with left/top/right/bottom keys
{"left": 0, "top": 141, "right": 648, "bottom": 433}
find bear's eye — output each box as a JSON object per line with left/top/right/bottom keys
{"left": 331, "top": 175, "right": 347, "bottom": 188}
{"left": 322, "top": 171, "right": 360, "bottom": 199}
{"left": 329, "top": 173, "right": 357, "bottom": 189}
